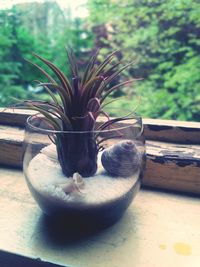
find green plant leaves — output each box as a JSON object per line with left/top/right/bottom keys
{"left": 20, "top": 49, "right": 137, "bottom": 132}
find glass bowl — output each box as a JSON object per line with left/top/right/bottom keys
{"left": 23, "top": 114, "right": 146, "bottom": 228}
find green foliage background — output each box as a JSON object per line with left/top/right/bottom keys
{"left": 88, "top": 0, "right": 200, "bottom": 121}
{"left": 0, "top": 5, "right": 93, "bottom": 106}
{"left": 0, "top": 0, "right": 200, "bottom": 121}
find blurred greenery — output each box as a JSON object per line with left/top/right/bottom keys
{"left": 88, "top": 0, "right": 200, "bottom": 121}
{"left": 0, "top": 1, "right": 200, "bottom": 121}
{"left": 0, "top": 5, "right": 94, "bottom": 106}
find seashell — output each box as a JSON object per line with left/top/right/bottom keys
{"left": 59, "top": 179, "right": 75, "bottom": 194}
{"left": 101, "top": 140, "right": 140, "bottom": 177}
{"left": 72, "top": 172, "right": 85, "bottom": 189}
{"left": 58, "top": 172, "right": 85, "bottom": 194}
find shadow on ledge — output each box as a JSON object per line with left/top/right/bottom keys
{"left": 36, "top": 212, "right": 123, "bottom": 245}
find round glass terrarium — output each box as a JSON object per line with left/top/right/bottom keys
{"left": 23, "top": 114, "right": 146, "bottom": 228}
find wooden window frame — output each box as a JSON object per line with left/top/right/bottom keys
{"left": 0, "top": 108, "right": 200, "bottom": 195}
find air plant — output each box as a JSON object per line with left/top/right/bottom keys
{"left": 17, "top": 49, "right": 139, "bottom": 177}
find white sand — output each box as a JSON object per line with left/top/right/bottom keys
{"left": 27, "top": 145, "right": 139, "bottom": 208}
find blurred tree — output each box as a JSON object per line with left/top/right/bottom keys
{"left": 0, "top": 9, "right": 34, "bottom": 106}
{"left": 0, "top": 3, "right": 94, "bottom": 106}
{"left": 88, "top": 0, "right": 200, "bottom": 121}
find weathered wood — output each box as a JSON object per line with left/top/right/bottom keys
{"left": 0, "top": 109, "right": 200, "bottom": 144}
{"left": 0, "top": 125, "right": 200, "bottom": 194}
{"left": 0, "top": 168, "right": 200, "bottom": 267}
{"left": 143, "top": 141, "right": 200, "bottom": 194}
{"left": 144, "top": 118, "right": 200, "bottom": 144}
{"left": 0, "top": 109, "right": 34, "bottom": 127}
{"left": 0, "top": 126, "right": 23, "bottom": 168}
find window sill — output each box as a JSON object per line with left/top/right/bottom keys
{"left": 0, "top": 109, "right": 200, "bottom": 266}
{"left": 0, "top": 167, "right": 199, "bottom": 267}
{"left": 0, "top": 109, "right": 200, "bottom": 195}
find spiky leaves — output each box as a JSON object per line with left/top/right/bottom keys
{"left": 19, "top": 49, "right": 138, "bottom": 177}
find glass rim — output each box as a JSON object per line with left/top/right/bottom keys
{"left": 26, "top": 113, "right": 143, "bottom": 134}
